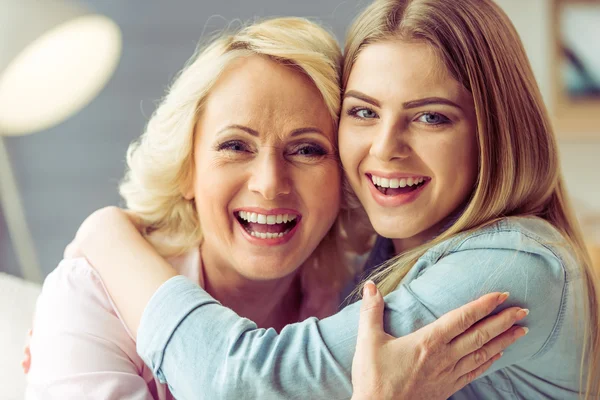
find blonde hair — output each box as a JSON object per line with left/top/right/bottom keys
{"left": 120, "top": 17, "right": 353, "bottom": 293}
{"left": 343, "top": 0, "right": 599, "bottom": 396}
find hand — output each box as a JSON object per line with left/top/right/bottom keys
{"left": 21, "top": 328, "right": 32, "bottom": 374}
{"left": 351, "top": 282, "right": 528, "bottom": 400}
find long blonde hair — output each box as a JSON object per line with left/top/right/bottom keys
{"left": 120, "top": 17, "right": 353, "bottom": 293}
{"left": 343, "top": 0, "right": 598, "bottom": 396}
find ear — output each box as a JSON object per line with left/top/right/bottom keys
{"left": 183, "top": 188, "right": 194, "bottom": 200}
{"left": 182, "top": 179, "right": 195, "bottom": 200}
{"left": 180, "top": 169, "right": 195, "bottom": 200}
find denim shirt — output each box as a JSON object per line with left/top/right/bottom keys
{"left": 137, "top": 217, "right": 588, "bottom": 399}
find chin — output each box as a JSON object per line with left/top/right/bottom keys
{"left": 240, "top": 264, "right": 300, "bottom": 281}
{"left": 371, "top": 219, "right": 420, "bottom": 241}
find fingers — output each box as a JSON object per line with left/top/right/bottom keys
{"left": 357, "top": 281, "right": 385, "bottom": 342}
{"left": 432, "top": 292, "right": 510, "bottom": 344}
{"left": 450, "top": 305, "right": 528, "bottom": 359}
{"left": 21, "top": 345, "right": 31, "bottom": 374}
{"left": 455, "top": 352, "right": 503, "bottom": 391}
{"left": 22, "top": 328, "right": 33, "bottom": 374}
{"left": 454, "top": 324, "right": 528, "bottom": 377}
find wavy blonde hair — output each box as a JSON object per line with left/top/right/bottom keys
{"left": 120, "top": 17, "right": 354, "bottom": 293}
{"left": 343, "top": 0, "right": 599, "bottom": 396}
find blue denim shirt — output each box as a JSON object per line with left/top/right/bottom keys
{"left": 137, "top": 217, "right": 588, "bottom": 399}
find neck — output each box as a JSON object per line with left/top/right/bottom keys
{"left": 392, "top": 235, "right": 428, "bottom": 255}
{"left": 200, "top": 245, "right": 302, "bottom": 331}
{"left": 393, "top": 207, "right": 466, "bottom": 254}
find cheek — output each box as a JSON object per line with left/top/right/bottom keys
{"left": 338, "top": 126, "right": 365, "bottom": 180}
{"left": 296, "top": 164, "right": 341, "bottom": 218}
{"left": 426, "top": 134, "right": 478, "bottom": 196}
{"left": 193, "top": 163, "right": 240, "bottom": 220}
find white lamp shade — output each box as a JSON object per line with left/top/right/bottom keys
{"left": 0, "top": 0, "right": 122, "bottom": 136}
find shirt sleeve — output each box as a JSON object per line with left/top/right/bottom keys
{"left": 137, "top": 232, "right": 567, "bottom": 400}
{"left": 26, "top": 258, "right": 156, "bottom": 400}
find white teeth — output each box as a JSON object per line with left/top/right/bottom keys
{"left": 249, "top": 230, "right": 289, "bottom": 239}
{"left": 371, "top": 175, "right": 426, "bottom": 188}
{"left": 238, "top": 211, "right": 298, "bottom": 225}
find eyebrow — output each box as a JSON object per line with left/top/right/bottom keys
{"left": 343, "top": 90, "right": 380, "bottom": 107}
{"left": 218, "top": 125, "right": 326, "bottom": 137}
{"left": 403, "top": 97, "right": 463, "bottom": 110}
{"left": 344, "top": 90, "right": 463, "bottom": 111}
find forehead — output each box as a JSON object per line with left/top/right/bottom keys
{"left": 198, "top": 55, "right": 334, "bottom": 141}
{"left": 347, "top": 40, "right": 470, "bottom": 104}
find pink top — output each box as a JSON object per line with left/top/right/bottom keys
{"left": 25, "top": 248, "right": 341, "bottom": 399}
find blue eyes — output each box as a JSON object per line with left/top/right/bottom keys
{"left": 218, "top": 140, "right": 248, "bottom": 152}
{"left": 294, "top": 145, "right": 327, "bottom": 157}
{"left": 347, "top": 107, "right": 378, "bottom": 120}
{"left": 356, "top": 109, "right": 378, "bottom": 119}
{"left": 346, "top": 107, "right": 451, "bottom": 126}
{"left": 417, "top": 112, "right": 450, "bottom": 125}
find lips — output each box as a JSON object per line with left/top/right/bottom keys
{"left": 232, "top": 208, "right": 301, "bottom": 243}
{"left": 365, "top": 173, "right": 430, "bottom": 207}
{"left": 235, "top": 211, "right": 299, "bottom": 239}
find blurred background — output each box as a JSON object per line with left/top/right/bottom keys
{"left": 1, "top": 0, "right": 599, "bottom": 282}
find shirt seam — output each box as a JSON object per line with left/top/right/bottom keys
{"left": 445, "top": 225, "right": 570, "bottom": 359}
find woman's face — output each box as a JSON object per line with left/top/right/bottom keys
{"left": 339, "top": 40, "right": 478, "bottom": 251}
{"left": 189, "top": 55, "right": 340, "bottom": 281}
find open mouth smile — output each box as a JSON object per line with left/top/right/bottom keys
{"left": 234, "top": 209, "right": 301, "bottom": 242}
{"left": 369, "top": 174, "right": 429, "bottom": 195}
{"left": 366, "top": 173, "right": 431, "bottom": 207}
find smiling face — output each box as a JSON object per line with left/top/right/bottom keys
{"left": 339, "top": 40, "right": 478, "bottom": 252}
{"left": 188, "top": 55, "right": 341, "bottom": 281}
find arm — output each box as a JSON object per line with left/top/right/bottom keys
{"left": 25, "top": 258, "right": 156, "bottom": 400}
{"left": 72, "top": 208, "right": 541, "bottom": 399}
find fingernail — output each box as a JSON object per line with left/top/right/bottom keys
{"left": 363, "top": 280, "right": 377, "bottom": 297}
{"left": 515, "top": 327, "right": 529, "bottom": 338}
{"left": 516, "top": 308, "right": 530, "bottom": 320}
{"left": 497, "top": 292, "right": 510, "bottom": 304}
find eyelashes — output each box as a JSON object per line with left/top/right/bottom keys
{"left": 216, "top": 140, "right": 249, "bottom": 152}
{"left": 215, "top": 140, "right": 329, "bottom": 160}
{"left": 345, "top": 106, "right": 452, "bottom": 127}
{"left": 346, "top": 106, "right": 379, "bottom": 120}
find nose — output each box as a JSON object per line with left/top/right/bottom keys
{"left": 247, "top": 150, "right": 292, "bottom": 200}
{"left": 369, "top": 122, "right": 411, "bottom": 162}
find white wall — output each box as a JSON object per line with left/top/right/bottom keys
{"left": 495, "top": 0, "right": 600, "bottom": 220}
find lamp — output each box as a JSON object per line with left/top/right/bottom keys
{"left": 0, "top": 0, "right": 122, "bottom": 282}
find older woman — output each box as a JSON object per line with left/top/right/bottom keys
{"left": 25, "top": 17, "right": 522, "bottom": 400}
